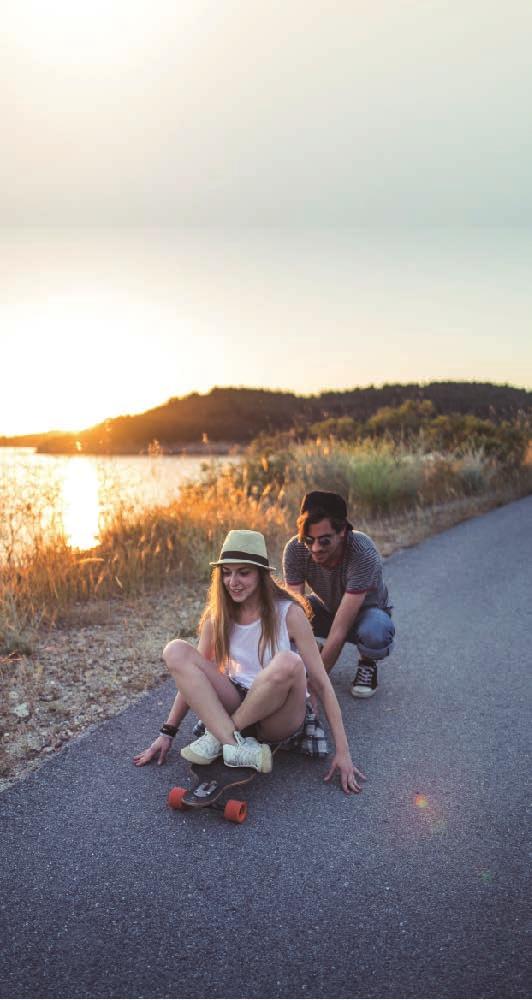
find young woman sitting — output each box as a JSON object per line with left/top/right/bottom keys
{"left": 133, "top": 529, "right": 365, "bottom": 794}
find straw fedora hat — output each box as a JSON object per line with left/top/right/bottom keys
{"left": 210, "top": 529, "right": 275, "bottom": 571}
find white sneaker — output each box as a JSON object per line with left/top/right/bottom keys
{"left": 223, "top": 731, "right": 272, "bottom": 773}
{"left": 180, "top": 730, "right": 222, "bottom": 765}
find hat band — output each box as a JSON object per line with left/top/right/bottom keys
{"left": 219, "top": 550, "right": 269, "bottom": 567}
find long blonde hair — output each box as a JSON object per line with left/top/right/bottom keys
{"left": 199, "top": 566, "right": 310, "bottom": 671}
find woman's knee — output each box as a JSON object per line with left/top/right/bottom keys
{"left": 162, "top": 638, "right": 196, "bottom": 676}
{"left": 268, "top": 650, "right": 305, "bottom": 685}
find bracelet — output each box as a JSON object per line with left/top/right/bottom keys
{"left": 160, "top": 723, "right": 178, "bottom": 738}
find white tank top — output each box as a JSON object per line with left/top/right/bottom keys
{"left": 226, "top": 600, "right": 292, "bottom": 689}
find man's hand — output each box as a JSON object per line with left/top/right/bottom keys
{"left": 133, "top": 734, "right": 173, "bottom": 767}
{"left": 324, "top": 751, "right": 366, "bottom": 794}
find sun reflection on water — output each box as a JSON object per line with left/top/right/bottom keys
{"left": 0, "top": 450, "right": 240, "bottom": 561}
{"left": 61, "top": 458, "right": 100, "bottom": 550}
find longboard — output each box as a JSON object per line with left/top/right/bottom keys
{"left": 167, "top": 745, "right": 280, "bottom": 824}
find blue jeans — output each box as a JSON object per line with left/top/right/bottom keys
{"left": 308, "top": 595, "right": 395, "bottom": 662}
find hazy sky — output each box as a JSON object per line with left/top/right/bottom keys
{"left": 3, "top": 0, "right": 532, "bottom": 226}
{"left": 2, "top": 226, "right": 531, "bottom": 435}
{"left": 1, "top": 2, "right": 531, "bottom": 435}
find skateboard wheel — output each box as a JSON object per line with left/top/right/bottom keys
{"left": 224, "top": 799, "right": 247, "bottom": 824}
{"left": 167, "top": 786, "right": 188, "bottom": 810}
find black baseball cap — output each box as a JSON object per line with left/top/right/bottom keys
{"left": 300, "top": 490, "right": 353, "bottom": 530}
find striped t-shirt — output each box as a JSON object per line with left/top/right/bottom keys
{"left": 282, "top": 531, "right": 390, "bottom": 616}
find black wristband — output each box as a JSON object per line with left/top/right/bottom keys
{"left": 160, "top": 724, "right": 178, "bottom": 738}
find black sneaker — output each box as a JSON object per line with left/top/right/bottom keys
{"left": 192, "top": 719, "right": 206, "bottom": 738}
{"left": 351, "top": 660, "right": 378, "bottom": 699}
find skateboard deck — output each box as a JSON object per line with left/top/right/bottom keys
{"left": 167, "top": 745, "right": 279, "bottom": 824}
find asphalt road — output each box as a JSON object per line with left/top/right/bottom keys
{"left": 1, "top": 496, "right": 530, "bottom": 1000}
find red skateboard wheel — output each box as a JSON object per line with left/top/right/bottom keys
{"left": 167, "top": 786, "right": 188, "bottom": 810}
{"left": 224, "top": 799, "right": 247, "bottom": 823}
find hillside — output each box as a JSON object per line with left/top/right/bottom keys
{"left": 1, "top": 382, "right": 530, "bottom": 455}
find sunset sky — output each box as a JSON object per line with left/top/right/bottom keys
{"left": 2, "top": 1, "right": 531, "bottom": 435}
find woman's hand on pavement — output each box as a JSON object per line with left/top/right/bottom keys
{"left": 324, "top": 751, "right": 366, "bottom": 794}
{"left": 133, "top": 734, "right": 173, "bottom": 767}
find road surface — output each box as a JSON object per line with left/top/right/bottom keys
{"left": 1, "top": 496, "right": 530, "bottom": 998}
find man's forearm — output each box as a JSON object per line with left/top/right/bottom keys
{"left": 321, "top": 632, "right": 347, "bottom": 674}
{"left": 318, "top": 593, "right": 365, "bottom": 673}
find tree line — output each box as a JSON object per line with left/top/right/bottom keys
{"left": 1, "top": 381, "right": 529, "bottom": 455}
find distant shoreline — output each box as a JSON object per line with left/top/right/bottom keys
{"left": 1, "top": 380, "right": 529, "bottom": 457}
{"left": 0, "top": 442, "right": 242, "bottom": 457}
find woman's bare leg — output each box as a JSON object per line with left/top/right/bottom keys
{"left": 163, "top": 639, "right": 241, "bottom": 745}
{"left": 233, "top": 651, "right": 307, "bottom": 742}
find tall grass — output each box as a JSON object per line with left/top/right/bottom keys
{"left": 1, "top": 438, "right": 530, "bottom": 653}
{"left": 208, "top": 439, "right": 503, "bottom": 514}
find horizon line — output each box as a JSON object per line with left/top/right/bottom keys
{"left": 1, "top": 378, "right": 530, "bottom": 440}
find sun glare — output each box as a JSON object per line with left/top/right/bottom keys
{"left": 8, "top": 1, "right": 144, "bottom": 66}
{"left": 6, "top": 1, "right": 205, "bottom": 73}
{"left": 61, "top": 458, "right": 100, "bottom": 550}
{"left": 2, "top": 290, "right": 182, "bottom": 436}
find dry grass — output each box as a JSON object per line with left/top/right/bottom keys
{"left": 1, "top": 440, "right": 530, "bottom": 657}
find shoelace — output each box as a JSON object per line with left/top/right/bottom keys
{"left": 355, "top": 665, "right": 375, "bottom": 685}
{"left": 228, "top": 736, "right": 259, "bottom": 765}
{"left": 228, "top": 746, "right": 257, "bottom": 766}
{"left": 197, "top": 732, "right": 221, "bottom": 753}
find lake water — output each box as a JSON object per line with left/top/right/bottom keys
{"left": 0, "top": 448, "right": 238, "bottom": 558}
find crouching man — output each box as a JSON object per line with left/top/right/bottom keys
{"left": 283, "top": 491, "right": 395, "bottom": 698}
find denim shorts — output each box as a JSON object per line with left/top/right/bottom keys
{"left": 229, "top": 679, "right": 257, "bottom": 737}
{"left": 230, "top": 679, "right": 249, "bottom": 702}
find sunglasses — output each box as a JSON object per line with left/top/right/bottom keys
{"left": 303, "top": 533, "right": 335, "bottom": 549}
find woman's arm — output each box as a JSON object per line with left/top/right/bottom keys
{"left": 132, "top": 618, "right": 215, "bottom": 767}
{"left": 286, "top": 604, "right": 366, "bottom": 794}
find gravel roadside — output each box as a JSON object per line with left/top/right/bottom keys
{"left": 0, "top": 586, "right": 204, "bottom": 790}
